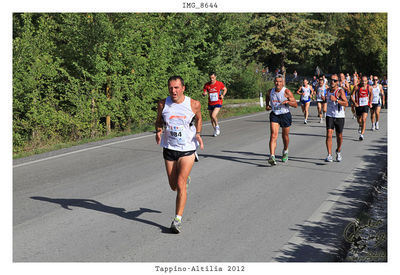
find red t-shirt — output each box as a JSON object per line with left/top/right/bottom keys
{"left": 203, "top": 80, "right": 225, "bottom": 106}
{"left": 356, "top": 85, "right": 370, "bottom": 106}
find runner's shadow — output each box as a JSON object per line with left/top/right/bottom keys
{"left": 30, "top": 196, "right": 173, "bottom": 234}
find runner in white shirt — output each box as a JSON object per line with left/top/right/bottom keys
{"left": 325, "top": 74, "right": 348, "bottom": 162}
{"left": 296, "top": 79, "right": 315, "bottom": 124}
{"left": 156, "top": 76, "right": 204, "bottom": 233}
{"left": 370, "top": 76, "right": 385, "bottom": 130}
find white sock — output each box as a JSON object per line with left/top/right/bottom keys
{"left": 175, "top": 215, "right": 182, "bottom": 221}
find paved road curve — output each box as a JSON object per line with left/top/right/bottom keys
{"left": 13, "top": 105, "right": 387, "bottom": 262}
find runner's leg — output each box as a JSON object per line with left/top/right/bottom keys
{"left": 326, "top": 129, "right": 334, "bottom": 155}
{"left": 282, "top": 127, "right": 290, "bottom": 151}
{"left": 175, "top": 154, "right": 195, "bottom": 216}
{"left": 165, "top": 160, "right": 178, "bottom": 191}
{"left": 269, "top": 122, "right": 280, "bottom": 156}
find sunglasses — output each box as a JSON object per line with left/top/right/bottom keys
{"left": 330, "top": 79, "right": 339, "bottom": 82}
{"left": 374, "top": 79, "right": 379, "bottom": 81}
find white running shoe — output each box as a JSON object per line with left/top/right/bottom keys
{"left": 371, "top": 124, "right": 375, "bottom": 131}
{"left": 375, "top": 122, "right": 379, "bottom": 130}
{"left": 359, "top": 134, "right": 364, "bottom": 141}
{"left": 304, "top": 119, "right": 307, "bottom": 124}
{"left": 358, "top": 127, "right": 362, "bottom": 134}
{"left": 325, "top": 154, "right": 333, "bottom": 162}
{"left": 215, "top": 126, "right": 220, "bottom": 136}
{"left": 320, "top": 117, "right": 323, "bottom": 123}
{"left": 336, "top": 151, "right": 342, "bottom": 162}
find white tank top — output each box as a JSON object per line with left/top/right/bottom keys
{"left": 316, "top": 86, "right": 326, "bottom": 102}
{"left": 160, "top": 96, "right": 197, "bottom": 151}
{"left": 270, "top": 87, "right": 290, "bottom": 115}
{"left": 371, "top": 86, "right": 381, "bottom": 104}
{"left": 326, "top": 88, "right": 345, "bottom": 118}
{"left": 301, "top": 85, "right": 311, "bottom": 100}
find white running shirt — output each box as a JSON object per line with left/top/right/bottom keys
{"left": 326, "top": 88, "right": 345, "bottom": 118}
{"left": 270, "top": 87, "right": 290, "bottom": 115}
{"left": 161, "top": 96, "right": 197, "bottom": 151}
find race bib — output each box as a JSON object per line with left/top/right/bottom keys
{"left": 167, "top": 125, "right": 186, "bottom": 145}
{"left": 359, "top": 97, "right": 368, "bottom": 106}
{"left": 209, "top": 93, "right": 219, "bottom": 102}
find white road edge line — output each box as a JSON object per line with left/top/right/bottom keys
{"left": 13, "top": 112, "right": 266, "bottom": 168}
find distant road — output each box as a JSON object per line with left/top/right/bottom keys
{"left": 13, "top": 106, "right": 387, "bottom": 262}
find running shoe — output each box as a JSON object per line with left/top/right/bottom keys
{"left": 282, "top": 150, "right": 289, "bottom": 163}
{"left": 371, "top": 124, "right": 375, "bottom": 131}
{"left": 375, "top": 122, "right": 379, "bottom": 130}
{"left": 359, "top": 134, "right": 364, "bottom": 141}
{"left": 325, "top": 154, "right": 333, "bottom": 162}
{"left": 336, "top": 151, "right": 342, "bottom": 162}
{"left": 268, "top": 155, "right": 277, "bottom": 166}
{"left": 215, "top": 126, "right": 220, "bottom": 136}
{"left": 358, "top": 127, "right": 362, "bottom": 134}
{"left": 320, "top": 117, "right": 323, "bottom": 123}
{"left": 304, "top": 119, "right": 307, "bottom": 124}
{"left": 171, "top": 217, "right": 182, "bottom": 234}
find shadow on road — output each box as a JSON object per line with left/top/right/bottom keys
{"left": 201, "top": 150, "right": 268, "bottom": 167}
{"left": 273, "top": 137, "right": 387, "bottom": 262}
{"left": 30, "top": 197, "right": 173, "bottom": 234}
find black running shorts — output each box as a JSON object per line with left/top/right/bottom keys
{"left": 326, "top": 116, "right": 345, "bottom": 133}
{"left": 356, "top": 106, "right": 369, "bottom": 116}
{"left": 163, "top": 148, "right": 196, "bottom": 161}
{"left": 270, "top": 112, "right": 292, "bottom": 128}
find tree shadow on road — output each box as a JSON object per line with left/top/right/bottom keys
{"left": 30, "top": 197, "right": 173, "bottom": 234}
{"left": 273, "top": 137, "right": 387, "bottom": 262}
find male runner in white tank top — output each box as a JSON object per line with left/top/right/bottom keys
{"left": 370, "top": 76, "right": 385, "bottom": 131}
{"left": 155, "top": 76, "right": 204, "bottom": 233}
{"left": 265, "top": 74, "right": 297, "bottom": 165}
{"left": 325, "top": 74, "right": 348, "bottom": 162}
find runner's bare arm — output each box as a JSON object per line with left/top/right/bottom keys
{"left": 380, "top": 85, "right": 385, "bottom": 106}
{"left": 191, "top": 99, "right": 204, "bottom": 150}
{"left": 369, "top": 86, "right": 373, "bottom": 108}
{"left": 265, "top": 89, "right": 272, "bottom": 111}
{"left": 283, "top": 89, "right": 298, "bottom": 108}
{"left": 155, "top": 99, "right": 166, "bottom": 144}
{"left": 351, "top": 88, "right": 358, "bottom": 107}
{"left": 338, "top": 89, "right": 348, "bottom": 107}
{"left": 296, "top": 86, "right": 302, "bottom": 95}
{"left": 221, "top": 87, "right": 228, "bottom": 99}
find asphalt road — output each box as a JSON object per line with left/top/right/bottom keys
{"left": 13, "top": 104, "right": 387, "bottom": 262}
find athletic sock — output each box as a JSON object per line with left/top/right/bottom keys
{"left": 175, "top": 215, "right": 182, "bottom": 221}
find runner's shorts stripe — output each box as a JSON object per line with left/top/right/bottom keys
{"left": 356, "top": 106, "right": 369, "bottom": 116}
{"left": 163, "top": 148, "right": 196, "bottom": 161}
{"left": 326, "top": 116, "right": 345, "bottom": 133}
{"left": 269, "top": 112, "right": 292, "bottom": 128}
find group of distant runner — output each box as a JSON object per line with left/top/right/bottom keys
{"left": 155, "top": 71, "right": 387, "bottom": 233}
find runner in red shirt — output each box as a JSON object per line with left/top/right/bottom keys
{"left": 202, "top": 72, "right": 227, "bottom": 136}
{"left": 351, "top": 76, "right": 373, "bottom": 141}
